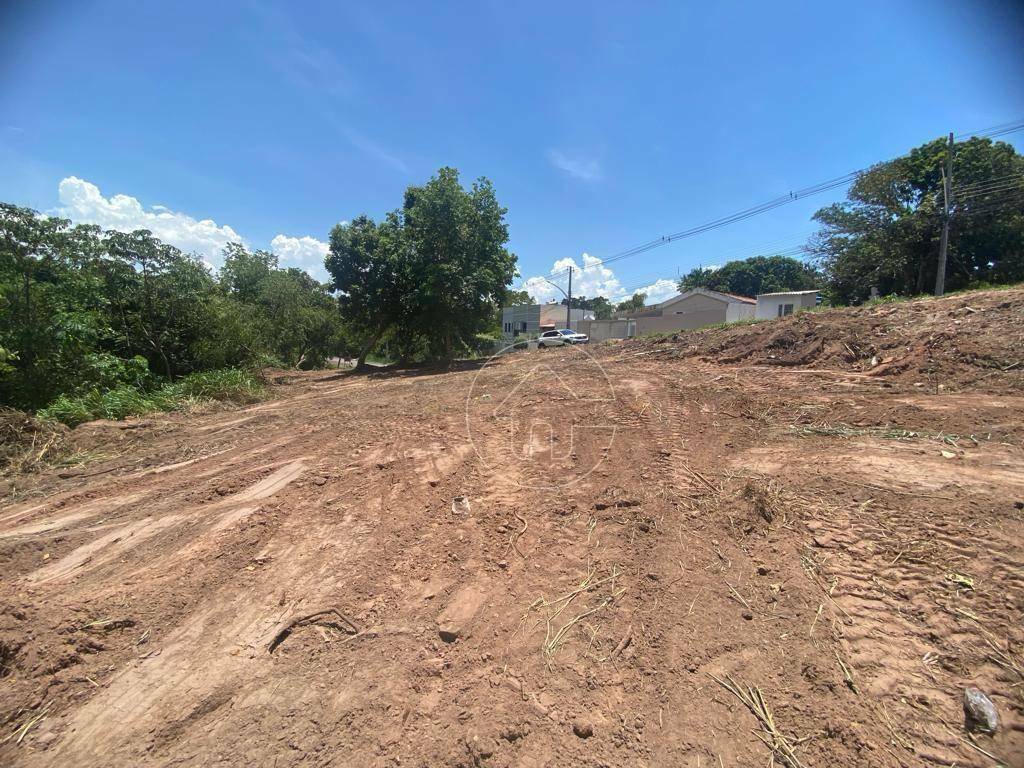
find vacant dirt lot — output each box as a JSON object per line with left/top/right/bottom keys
{"left": 2, "top": 290, "right": 1022, "bottom": 767}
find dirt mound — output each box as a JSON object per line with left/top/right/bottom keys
{"left": 619, "top": 287, "right": 1024, "bottom": 391}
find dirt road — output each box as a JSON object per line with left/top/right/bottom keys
{"left": 2, "top": 294, "right": 1023, "bottom": 767}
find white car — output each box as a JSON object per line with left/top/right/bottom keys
{"left": 537, "top": 329, "right": 589, "bottom": 347}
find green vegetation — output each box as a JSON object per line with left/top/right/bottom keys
{"left": 678, "top": 255, "right": 821, "bottom": 296}
{"left": 2, "top": 166, "right": 521, "bottom": 421}
{"left": 671, "top": 136, "right": 1023, "bottom": 306}
{"left": 39, "top": 368, "right": 264, "bottom": 427}
{"left": 326, "top": 167, "right": 517, "bottom": 368}
{"left": 560, "top": 295, "right": 614, "bottom": 319}
{"left": 615, "top": 292, "right": 648, "bottom": 313}
{"left": 1, "top": 203, "right": 353, "bottom": 415}
{"left": 811, "top": 136, "right": 1024, "bottom": 303}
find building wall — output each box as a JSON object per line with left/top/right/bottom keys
{"left": 755, "top": 293, "right": 818, "bottom": 320}
{"left": 501, "top": 305, "right": 594, "bottom": 338}
{"left": 636, "top": 293, "right": 729, "bottom": 333}
{"left": 726, "top": 302, "right": 756, "bottom": 323}
{"left": 538, "top": 305, "right": 594, "bottom": 330}
{"left": 501, "top": 305, "right": 541, "bottom": 336}
{"left": 576, "top": 319, "right": 635, "bottom": 341}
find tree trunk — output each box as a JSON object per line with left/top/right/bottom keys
{"left": 354, "top": 326, "right": 387, "bottom": 371}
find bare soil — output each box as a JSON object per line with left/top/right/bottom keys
{"left": 1, "top": 289, "right": 1022, "bottom": 767}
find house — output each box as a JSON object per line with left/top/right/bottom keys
{"left": 754, "top": 290, "right": 820, "bottom": 320}
{"left": 501, "top": 303, "right": 595, "bottom": 339}
{"left": 576, "top": 288, "right": 757, "bottom": 339}
{"left": 621, "top": 288, "right": 756, "bottom": 335}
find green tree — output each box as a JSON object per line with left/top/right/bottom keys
{"left": 810, "top": 136, "right": 1024, "bottom": 303}
{"left": 1, "top": 203, "right": 355, "bottom": 411}
{"left": 678, "top": 255, "right": 820, "bottom": 297}
{"left": 0, "top": 206, "right": 115, "bottom": 406}
{"left": 677, "top": 266, "right": 717, "bottom": 290}
{"left": 559, "top": 295, "right": 614, "bottom": 320}
{"left": 590, "top": 296, "right": 613, "bottom": 320}
{"left": 326, "top": 167, "right": 517, "bottom": 367}
{"left": 219, "top": 243, "right": 278, "bottom": 303}
{"left": 105, "top": 230, "right": 216, "bottom": 380}
{"left": 615, "top": 292, "right": 647, "bottom": 313}
{"left": 326, "top": 214, "right": 408, "bottom": 369}
{"left": 504, "top": 289, "right": 533, "bottom": 306}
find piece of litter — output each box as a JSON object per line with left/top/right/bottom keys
{"left": 946, "top": 573, "right": 974, "bottom": 589}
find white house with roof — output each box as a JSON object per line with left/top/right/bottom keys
{"left": 754, "top": 290, "right": 821, "bottom": 319}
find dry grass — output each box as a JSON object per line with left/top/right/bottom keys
{"left": 709, "top": 673, "right": 809, "bottom": 768}
{"left": 2, "top": 701, "right": 52, "bottom": 746}
{"left": 523, "top": 562, "right": 626, "bottom": 658}
{"left": 0, "top": 409, "right": 68, "bottom": 473}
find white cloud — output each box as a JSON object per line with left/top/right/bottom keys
{"left": 54, "top": 176, "right": 331, "bottom": 281}
{"left": 633, "top": 278, "right": 678, "bottom": 304}
{"left": 519, "top": 253, "right": 678, "bottom": 307}
{"left": 270, "top": 233, "right": 331, "bottom": 280}
{"left": 56, "top": 176, "right": 243, "bottom": 262}
{"left": 547, "top": 150, "right": 602, "bottom": 181}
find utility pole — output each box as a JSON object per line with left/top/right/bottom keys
{"left": 935, "top": 132, "right": 954, "bottom": 296}
{"left": 566, "top": 266, "right": 573, "bottom": 330}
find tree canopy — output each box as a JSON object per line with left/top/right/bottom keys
{"left": 560, "top": 295, "right": 614, "bottom": 319}
{"left": 0, "top": 204, "right": 350, "bottom": 410}
{"left": 810, "top": 136, "right": 1024, "bottom": 303}
{"left": 678, "top": 255, "right": 821, "bottom": 298}
{"left": 504, "top": 289, "right": 533, "bottom": 306}
{"left": 326, "top": 167, "right": 517, "bottom": 366}
{"left": 615, "top": 292, "right": 647, "bottom": 313}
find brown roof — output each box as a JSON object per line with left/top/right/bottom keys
{"left": 716, "top": 291, "right": 756, "bottom": 304}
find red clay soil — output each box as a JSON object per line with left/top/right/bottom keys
{"left": 1, "top": 289, "right": 1022, "bottom": 767}
{"left": 625, "top": 287, "right": 1024, "bottom": 393}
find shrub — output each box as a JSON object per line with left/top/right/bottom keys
{"left": 39, "top": 368, "right": 264, "bottom": 427}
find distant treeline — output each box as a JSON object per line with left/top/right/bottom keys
{"left": 0, "top": 205, "right": 353, "bottom": 411}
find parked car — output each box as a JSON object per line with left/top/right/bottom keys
{"left": 537, "top": 329, "right": 589, "bottom": 347}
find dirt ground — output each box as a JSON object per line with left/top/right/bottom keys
{"left": 1, "top": 289, "right": 1022, "bottom": 767}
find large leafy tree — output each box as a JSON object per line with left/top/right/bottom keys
{"left": 1, "top": 205, "right": 113, "bottom": 405}
{"left": 615, "top": 292, "right": 647, "bottom": 313}
{"left": 810, "top": 136, "right": 1024, "bottom": 303}
{"left": 326, "top": 214, "right": 409, "bottom": 368}
{"left": 326, "top": 167, "right": 517, "bottom": 366}
{"left": 678, "top": 255, "right": 821, "bottom": 297}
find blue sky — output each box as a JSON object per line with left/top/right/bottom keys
{"left": 2, "top": 0, "right": 1022, "bottom": 302}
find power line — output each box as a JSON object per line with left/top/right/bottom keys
{"left": 953, "top": 171, "right": 1024, "bottom": 193}
{"left": 612, "top": 242, "right": 812, "bottom": 300}
{"left": 547, "top": 118, "right": 1024, "bottom": 281}
{"left": 958, "top": 119, "right": 1024, "bottom": 141}
{"left": 956, "top": 190, "right": 1024, "bottom": 216}
{"left": 953, "top": 179, "right": 1024, "bottom": 199}
{"left": 533, "top": 230, "right": 816, "bottom": 297}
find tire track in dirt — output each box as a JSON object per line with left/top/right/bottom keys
{"left": 3, "top": 348, "right": 1022, "bottom": 767}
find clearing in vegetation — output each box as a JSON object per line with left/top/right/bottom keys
{"left": 0, "top": 288, "right": 1022, "bottom": 767}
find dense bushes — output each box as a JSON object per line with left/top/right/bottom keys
{"left": 38, "top": 369, "right": 265, "bottom": 426}
{"left": 1, "top": 204, "right": 355, "bottom": 413}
